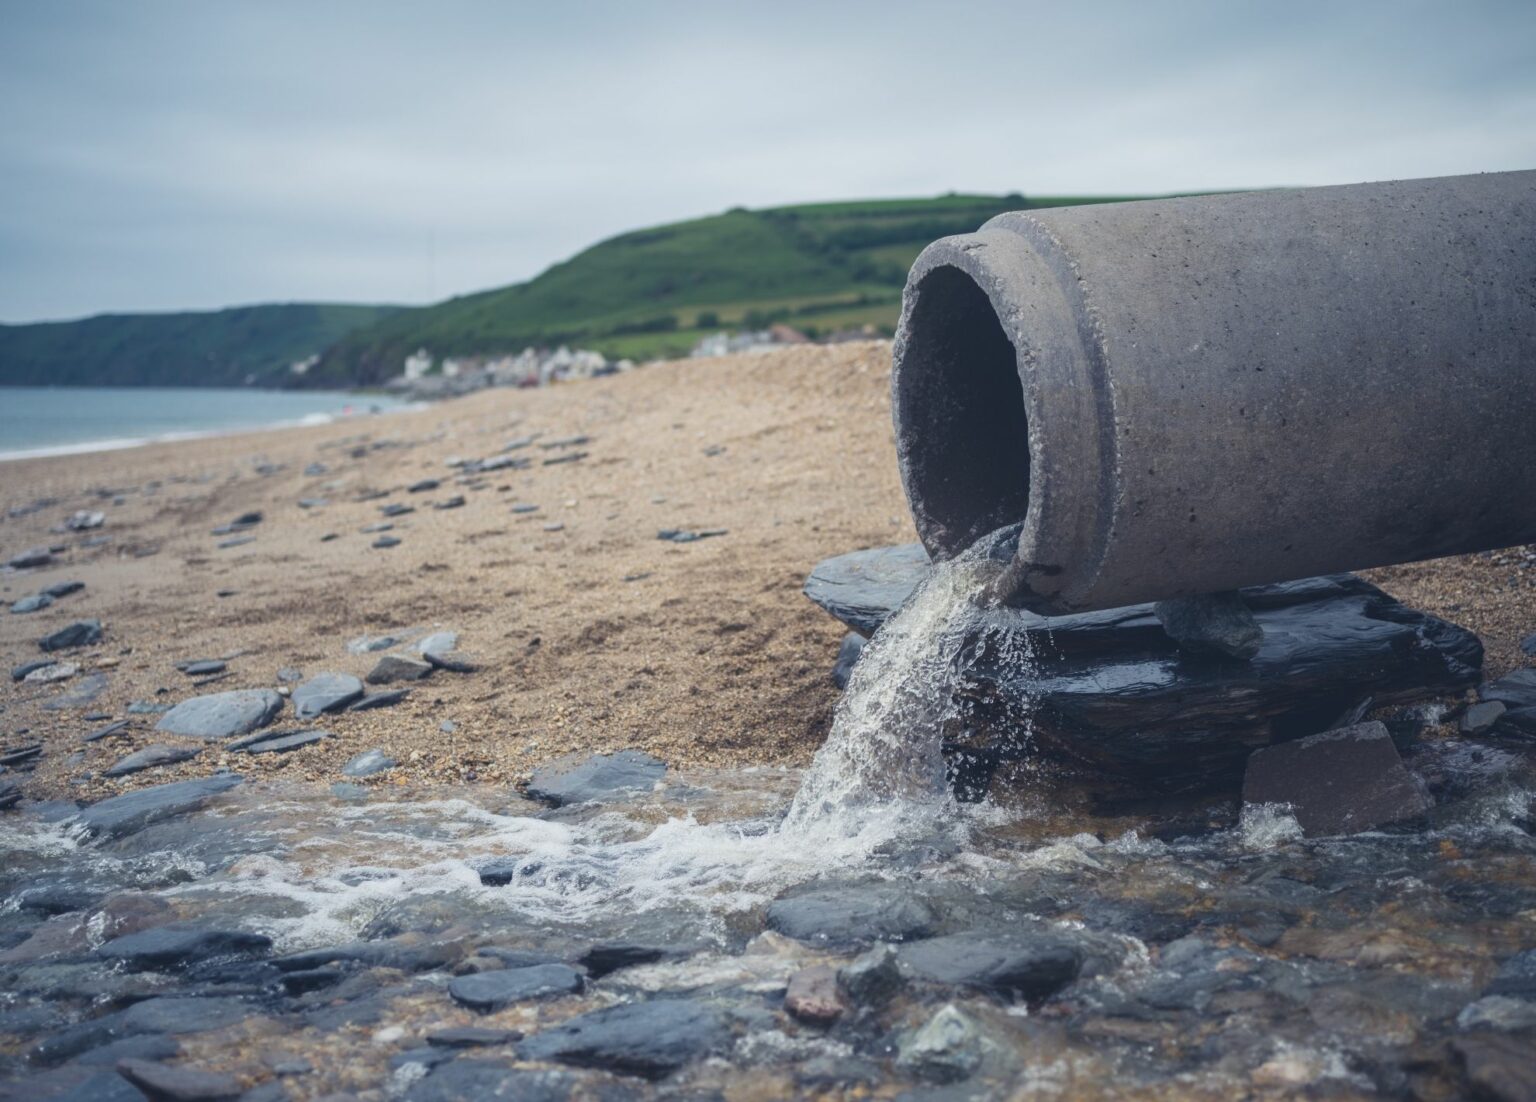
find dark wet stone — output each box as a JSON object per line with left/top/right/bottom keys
{"left": 1153, "top": 590, "right": 1264, "bottom": 660}
{"left": 656, "top": 528, "right": 726, "bottom": 543}
{"left": 117, "top": 1057, "right": 242, "bottom": 1100}
{"left": 1242, "top": 720, "right": 1432, "bottom": 836}
{"left": 898, "top": 930, "right": 1083, "bottom": 1000}
{"left": 427, "top": 1026, "right": 524, "bottom": 1048}
{"left": 366, "top": 654, "right": 432, "bottom": 684}
{"left": 97, "top": 924, "right": 271, "bottom": 969}
{"left": 178, "top": 661, "right": 226, "bottom": 676}
{"left": 121, "top": 996, "right": 255, "bottom": 1034}
{"left": 11, "top": 591, "right": 53, "bottom": 613}
{"left": 448, "top": 964, "right": 585, "bottom": 1010}
{"left": 526, "top": 750, "right": 666, "bottom": 807}
{"left": 0, "top": 779, "right": 22, "bottom": 810}
{"left": 0, "top": 742, "right": 43, "bottom": 766}
{"left": 236, "top": 729, "right": 328, "bottom": 755}
{"left": 1481, "top": 668, "right": 1536, "bottom": 710}
{"left": 40, "top": 619, "right": 104, "bottom": 651}
{"left": 43, "top": 671, "right": 111, "bottom": 712}
{"left": 831, "top": 632, "right": 866, "bottom": 690}
{"left": 408, "top": 479, "right": 440, "bottom": 492}
{"left": 1452, "top": 1030, "right": 1536, "bottom": 1102}
{"left": 103, "top": 744, "right": 200, "bottom": 777}
{"left": 155, "top": 690, "right": 284, "bottom": 739}
{"left": 342, "top": 749, "right": 397, "bottom": 777}
{"left": 72, "top": 775, "right": 243, "bottom": 839}
{"left": 291, "top": 673, "right": 364, "bottom": 719}
{"left": 519, "top": 997, "right": 730, "bottom": 1080}
{"left": 434, "top": 495, "right": 466, "bottom": 510}
{"left": 1486, "top": 949, "right": 1536, "bottom": 1000}
{"left": 8, "top": 546, "right": 55, "bottom": 568}
{"left": 373, "top": 535, "right": 402, "bottom": 549}
{"left": 279, "top": 967, "right": 346, "bottom": 995}
{"left": 49, "top": 1071, "right": 147, "bottom": 1102}
{"left": 216, "top": 536, "right": 254, "bottom": 549}
{"left": 766, "top": 884, "right": 936, "bottom": 948}
{"left": 785, "top": 964, "right": 846, "bottom": 1023}
{"left": 896, "top": 1004, "right": 985, "bottom": 1084}
{"left": 73, "top": 1032, "right": 180, "bottom": 1066}
{"left": 404, "top": 1061, "right": 611, "bottom": 1102}
{"left": 13, "top": 657, "right": 56, "bottom": 681}
{"left": 45, "top": 579, "right": 86, "bottom": 598}
{"left": 1462, "top": 700, "right": 1508, "bottom": 735}
{"left": 838, "top": 944, "right": 905, "bottom": 1007}
{"left": 1521, "top": 631, "right": 1536, "bottom": 658}
{"left": 380, "top": 502, "right": 416, "bottom": 517}
{"left": 84, "top": 719, "right": 132, "bottom": 742}
{"left": 577, "top": 944, "right": 686, "bottom": 978}
{"left": 803, "top": 543, "right": 931, "bottom": 635}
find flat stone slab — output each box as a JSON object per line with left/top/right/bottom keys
{"left": 102, "top": 744, "right": 200, "bottom": 777}
{"left": 526, "top": 750, "right": 666, "bottom": 806}
{"left": 366, "top": 655, "right": 432, "bottom": 684}
{"left": 292, "top": 673, "right": 365, "bottom": 719}
{"left": 98, "top": 924, "right": 272, "bottom": 969}
{"left": 897, "top": 930, "right": 1084, "bottom": 1000}
{"left": 71, "top": 775, "right": 243, "bottom": 839}
{"left": 156, "top": 690, "right": 284, "bottom": 740}
{"left": 1243, "top": 720, "right": 1432, "bottom": 836}
{"left": 807, "top": 548, "right": 1484, "bottom": 787}
{"left": 518, "top": 997, "right": 730, "bottom": 1080}
{"left": 767, "top": 883, "right": 937, "bottom": 948}
{"left": 236, "top": 729, "right": 328, "bottom": 755}
{"left": 448, "top": 964, "right": 584, "bottom": 1011}
{"left": 39, "top": 619, "right": 104, "bottom": 652}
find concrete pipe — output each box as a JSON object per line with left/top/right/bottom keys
{"left": 891, "top": 170, "right": 1536, "bottom": 615}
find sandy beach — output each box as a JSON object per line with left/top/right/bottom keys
{"left": 3, "top": 340, "right": 1532, "bottom": 803}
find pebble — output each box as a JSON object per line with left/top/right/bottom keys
{"left": 216, "top": 536, "right": 255, "bottom": 549}
{"left": 83, "top": 719, "right": 131, "bottom": 742}
{"left": 838, "top": 944, "right": 905, "bottom": 1007}
{"left": 103, "top": 744, "right": 201, "bottom": 777}
{"left": 425, "top": 1026, "right": 522, "bottom": 1048}
{"left": 65, "top": 510, "right": 105, "bottom": 531}
{"left": 379, "top": 502, "right": 415, "bottom": 517}
{"left": 832, "top": 632, "right": 866, "bottom": 690}
{"left": 237, "top": 729, "right": 329, "bottom": 755}
{"left": 373, "top": 535, "right": 402, "bottom": 549}
{"left": 12, "top": 658, "right": 56, "bottom": 681}
{"left": 7, "top": 547, "right": 55, "bottom": 569}
{"left": 415, "top": 632, "right": 458, "bottom": 658}
{"left": 342, "top": 749, "right": 397, "bottom": 778}
{"left": 1461, "top": 700, "right": 1508, "bottom": 735}
{"left": 177, "top": 660, "right": 226, "bottom": 676}
{"left": 367, "top": 655, "right": 433, "bottom": 684}
{"left": 542, "top": 451, "right": 587, "bottom": 466}
{"left": 156, "top": 689, "right": 285, "bottom": 739}
{"left": 39, "top": 619, "right": 104, "bottom": 652}
{"left": 542, "top": 522, "right": 565, "bottom": 532}
{"left": 447, "top": 964, "right": 585, "bottom": 1011}
{"left": 408, "top": 479, "right": 441, "bottom": 492}
{"left": 10, "top": 593, "right": 53, "bottom": 614}
{"left": 292, "top": 673, "right": 365, "bottom": 719}
{"left": 510, "top": 503, "right": 539, "bottom": 514}
{"left": 433, "top": 496, "right": 465, "bottom": 509}
{"left": 656, "top": 528, "right": 728, "bottom": 543}
{"left": 45, "top": 580, "right": 86, "bottom": 598}
{"left": 896, "top": 1004, "right": 985, "bottom": 1083}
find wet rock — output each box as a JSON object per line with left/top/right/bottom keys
{"left": 97, "top": 924, "right": 272, "bottom": 969}
{"left": 348, "top": 689, "right": 409, "bottom": 711}
{"left": 11, "top": 591, "right": 53, "bottom": 613}
{"left": 121, "top": 996, "right": 254, "bottom": 1035}
{"left": 74, "top": 1033, "right": 180, "bottom": 1066}
{"left": 809, "top": 552, "right": 1483, "bottom": 785}
{"left": 838, "top": 944, "right": 905, "bottom": 1007}
{"left": 46, "top": 579, "right": 86, "bottom": 598}
{"left": 803, "top": 543, "right": 930, "bottom": 635}
{"left": 423, "top": 649, "right": 478, "bottom": 673}
{"left": 291, "top": 673, "right": 364, "bottom": 719}
{"left": 278, "top": 967, "right": 345, "bottom": 994}
{"left": 0, "top": 741, "right": 43, "bottom": 767}
{"left": 427, "top": 1025, "right": 523, "bottom": 1048}
{"left": 1452, "top": 1030, "right": 1536, "bottom": 1102}
{"left": 526, "top": 750, "right": 666, "bottom": 806}
{"left": 448, "top": 964, "right": 585, "bottom": 1010}
{"left": 831, "top": 632, "right": 866, "bottom": 690}
{"left": 1242, "top": 720, "right": 1432, "bottom": 836}
{"left": 103, "top": 744, "right": 200, "bottom": 777}
{"left": 236, "top": 728, "right": 328, "bottom": 755}
{"left": 896, "top": 1003, "right": 985, "bottom": 1083}
{"left": 1486, "top": 949, "right": 1536, "bottom": 1000}
{"left": 785, "top": 965, "right": 846, "bottom": 1024}
{"left": 898, "top": 929, "right": 1083, "bottom": 1000}
{"left": 404, "top": 1062, "right": 601, "bottom": 1102}
{"left": 366, "top": 654, "right": 433, "bottom": 684}
{"left": 0, "top": 779, "right": 21, "bottom": 811}
{"left": 1459, "top": 996, "right": 1536, "bottom": 1032}
{"left": 577, "top": 944, "right": 687, "bottom": 978}
{"left": 1480, "top": 669, "right": 1536, "bottom": 739}
{"left": 40, "top": 619, "right": 104, "bottom": 651}
{"left": 177, "top": 660, "right": 226, "bottom": 677}
{"left": 72, "top": 775, "right": 243, "bottom": 839}
{"left": 1153, "top": 590, "right": 1264, "bottom": 660}
{"left": 342, "top": 749, "right": 397, "bottom": 777}
{"left": 519, "top": 997, "right": 730, "bottom": 1080}
{"left": 1463, "top": 700, "right": 1509, "bottom": 735}
{"left": 156, "top": 689, "right": 284, "bottom": 739}
{"left": 116, "top": 1057, "right": 242, "bottom": 1101}
{"left": 767, "top": 884, "right": 936, "bottom": 948}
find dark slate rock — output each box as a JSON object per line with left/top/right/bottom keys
{"left": 117, "top": 1057, "right": 242, "bottom": 1101}
{"left": 898, "top": 930, "right": 1083, "bottom": 1000}
{"left": 279, "top": 967, "right": 345, "bottom": 994}
{"left": 73, "top": 1033, "right": 180, "bottom": 1066}
{"left": 433, "top": 495, "right": 466, "bottom": 510}
{"left": 426, "top": 1025, "right": 523, "bottom": 1047}
{"left": 216, "top": 536, "right": 255, "bottom": 549}
{"left": 366, "top": 654, "right": 432, "bottom": 684}
{"left": 291, "top": 673, "right": 364, "bottom": 719}
{"left": 448, "top": 964, "right": 584, "bottom": 1010}
{"left": 404, "top": 1061, "right": 607, "bottom": 1102}
{"left": 342, "top": 749, "right": 397, "bottom": 777}
{"left": 519, "top": 998, "right": 730, "bottom": 1080}
{"left": 766, "top": 884, "right": 937, "bottom": 948}
{"left": 380, "top": 502, "right": 416, "bottom": 517}
{"left": 526, "top": 750, "right": 666, "bottom": 807}
{"left": 84, "top": 719, "right": 132, "bottom": 742}
{"left": 13, "top": 657, "right": 56, "bottom": 680}
{"left": 43, "top": 671, "right": 111, "bottom": 711}
{"left": 408, "top": 479, "right": 441, "bottom": 492}
{"left": 1462, "top": 700, "right": 1508, "bottom": 735}
{"left": 577, "top": 944, "right": 684, "bottom": 978}
{"left": 120, "top": 996, "right": 255, "bottom": 1034}
{"left": 1242, "top": 720, "right": 1432, "bottom": 836}
{"left": 803, "top": 543, "right": 931, "bottom": 635}
{"left": 11, "top": 591, "right": 53, "bottom": 613}
{"left": 838, "top": 944, "right": 905, "bottom": 1007}
{"left": 103, "top": 744, "right": 201, "bottom": 777}
{"left": 1481, "top": 668, "right": 1536, "bottom": 711}
{"left": 1153, "top": 590, "right": 1264, "bottom": 660}
{"left": 373, "top": 535, "right": 402, "bottom": 549}
{"left": 40, "top": 619, "right": 104, "bottom": 651}
{"left": 655, "top": 528, "right": 726, "bottom": 543}
{"left": 832, "top": 632, "right": 866, "bottom": 690}
{"left": 0, "top": 779, "right": 21, "bottom": 811}
{"left": 1520, "top": 631, "right": 1536, "bottom": 658}
{"left": 178, "top": 661, "right": 226, "bottom": 676}
{"left": 423, "top": 649, "right": 478, "bottom": 673}
{"left": 350, "top": 690, "right": 411, "bottom": 716}
{"left": 1486, "top": 949, "right": 1536, "bottom": 1000}
{"left": 8, "top": 546, "right": 55, "bottom": 568}
{"left": 45, "top": 579, "right": 86, "bottom": 598}
{"left": 237, "top": 729, "right": 328, "bottom": 755}
{"left": 72, "top": 775, "right": 243, "bottom": 839}
{"left": 1452, "top": 1031, "right": 1536, "bottom": 1102}
{"left": 155, "top": 690, "right": 284, "bottom": 739}
{"left": 50, "top": 1072, "right": 147, "bottom": 1102}
{"left": 97, "top": 924, "right": 272, "bottom": 969}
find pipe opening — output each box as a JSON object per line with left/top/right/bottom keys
{"left": 898, "top": 265, "right": 1030, "bottom": 557}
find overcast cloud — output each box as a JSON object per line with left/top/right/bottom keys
{"left": 2, "top": 0, "right": 1533, "bottom": 322}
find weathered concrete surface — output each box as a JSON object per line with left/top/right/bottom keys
{"left": 891, "top": 171, "right": 1536, "bottom": 613}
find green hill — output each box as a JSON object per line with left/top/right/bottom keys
{"left": 310, "top": 193, "right": 1145, "bottom": 384}
{"left": 0, "top": 302, "right": 403, "bottom": 388}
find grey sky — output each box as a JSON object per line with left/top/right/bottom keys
{"left": 2, "top": 0, "right": 1532, "bottom": 322}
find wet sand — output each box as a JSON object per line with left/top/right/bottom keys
{"left": 2, "top": 341, "right": 1532, "bottom": 802}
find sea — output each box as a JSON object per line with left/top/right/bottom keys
{"left": 0, "top": 385, "right": 414, "bottom": 461}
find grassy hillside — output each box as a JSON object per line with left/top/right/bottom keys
{"left": 311, "top": 193, "right": 1145, "bottom": 384}
{"left": 0, "top": 302, "right": 403, "bottom": 388}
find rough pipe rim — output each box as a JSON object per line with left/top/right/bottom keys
{"left": 891, "top": 224, "right": 1117, "bottom": 614}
